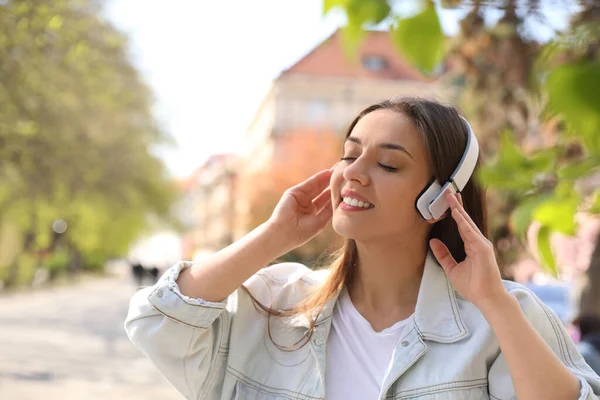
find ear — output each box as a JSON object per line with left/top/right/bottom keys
{"left": 425, "top": 210, "right": 449, "bottom": 225}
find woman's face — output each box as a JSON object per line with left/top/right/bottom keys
{"left": 330, "top": 109, "right": 433, "bottom": 242}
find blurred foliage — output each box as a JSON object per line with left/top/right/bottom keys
{"left": 326, "top": 0, "right": 600, "bottom": 277}
{"left": 243, "top": 130, "right": 344, "bottom": 264}
{"left": 390, "top": 2, "right": 444, "bottom": 73}
{"left": 0, "top": 0, "right": 177, "bottom": 287}
{"left": 45, "top": 250, "right": 70, "bottom": 277}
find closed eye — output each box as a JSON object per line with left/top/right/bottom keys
{"left": 341, "top": 157, "right": 398, "bottom": 172}
{"left": 378, "top": 163, "right": 398, "bottom": 172}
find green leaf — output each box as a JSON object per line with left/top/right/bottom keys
{"left": 557, "top": 157, "right": 600, "bottom": 181}
{"left": 591, "top": 191, "right": 600, "bottom": 215}
{"left": 479, "top": 131, "right": 559, "bottom": 192}
{"left": 537, "top": 225, "right": 558, "bottom": 278}
{"left": 391, "top": 1, "right": 445, "bottom": 73}
{"left": 15, "top": 120, "right": 38, "bottom": 136}
{"left": 47, "top": 15, "right": 63, "bottom": 31}
{"left": 510, "top": 195, "right": 549, "bottom": 239}
{"left": 346, "top": 0, "right": 390, "bottom": 24}
{"left": 532, "top": 191, "right": 579, "bottom": 235}
{"left": 546, "top": 62, "right": 600, "bottom": 154}
{"left": 340, "top": 24, "right": 366, "bottom": 61}
{"left": 478, "top": 131, "right": 536, "bottom": 191}
{"left": 336, "top": 0, "right": 391, "bottom": 59}
{"left": 323, "top": 0, "right": 348, "bottom": 14}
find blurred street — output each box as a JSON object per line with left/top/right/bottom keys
{"left": 0, "top": 275, "right": 180, "bottom": 400}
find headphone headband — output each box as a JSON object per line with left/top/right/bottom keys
{"left": 415, "top": 116, "right": 479, "bottom": 220}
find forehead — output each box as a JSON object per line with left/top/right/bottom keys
{"left": 348, "top": 109, "right": 425, "bottom": 150}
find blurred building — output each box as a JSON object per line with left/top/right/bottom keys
{"left": 235, "top": 29, "right": 448, "bottom": 238}
{"left": 179, "top": 154, "right": 237, "bottom": 260}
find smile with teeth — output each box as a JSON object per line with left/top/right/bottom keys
{"left": 342, "top": 197, "right": 374, "bottom": 209}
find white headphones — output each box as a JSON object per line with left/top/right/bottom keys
{"left": 415, "top": 116, "right": 479, "bottom": 221}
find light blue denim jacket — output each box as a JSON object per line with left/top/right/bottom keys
{"left": 125, "top": 253, "right": 600, "bottom": 399}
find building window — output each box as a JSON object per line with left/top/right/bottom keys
{"left": 307, "top": 99, "right": 329, "bottom": 125}
{"left": 362, "top": 55, "right": 388, "bottom": 71}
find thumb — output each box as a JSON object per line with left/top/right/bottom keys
{"left": 429, "top": 239, "right": 457, "bottom": 274}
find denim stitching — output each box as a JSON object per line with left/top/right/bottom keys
{"left": 394, "top": 378, "right": 488, "bottom": 396}
{"left": 446, "top": 278, "right": 461, "bottom": 330}
{"left": 546, "top": 305, "right": 580, "bottom": 371}
{"left": 219, "top": 307, "right": 230, "bottom": 353}
{"left": 182, "top": 325, "right": 195, "bottom": 399}
{"left": 199, "top": 350, "right": 224, "bottom": 399}
{"left": 446, "top": 278, "right": 468, "bottom": 336}
{"left": 529, "top": 291, "right": 578, "bottom": 370}
{"left": 198, "top": 317, "right": 227, "bottom": 399}
{"left": 393, "top": 378, "right": 488, "bottom": 399}
{"left": 259, "top": 270, "right": 288, "bottom": 286}
{"left": 227, "top": 366, "right": 322, "bottom": 400}
{"left": 150, "top": 303, "right": 212, "bottom": 329}
{"left": 381, "top": 328, "right": 427, "bottom": 397}
{"left": 420, "top": 281, "right": 466, "bottom": 341}
{"left": 396, "top": 386, "right": 488, "bottom": 399}
{"left": 543, "top": 303, "right": 573, "bottom": 368}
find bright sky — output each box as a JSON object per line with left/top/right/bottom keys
{"left": 104, "top": 0, "right": 570, "bottom": 179}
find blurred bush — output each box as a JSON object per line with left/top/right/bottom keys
{"left": 0, "top": 0, "right": 178, "bottom": 289}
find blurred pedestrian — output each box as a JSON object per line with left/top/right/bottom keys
{"left": 130, "top": 262, "right": 145, "bottom": 287}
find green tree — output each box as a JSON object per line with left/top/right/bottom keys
{"left": 326, "top": 0, "right": 600, "bottom": 281}
{"left": 0, "top": 0, "right": 177, "bottom": 286}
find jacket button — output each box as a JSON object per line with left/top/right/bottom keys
{"left": 401, "top": 341, "right": 409, "bottom": 347}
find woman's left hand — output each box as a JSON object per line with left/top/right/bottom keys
{"left": 429, "top": 192, "right": 507, "bottom": 307}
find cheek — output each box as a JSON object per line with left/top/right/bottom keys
{"left": 379, "top": 178, "right": 423, "bottom": 216}
{"left": 330, "top": 168, "right": 344, "bottom": 191}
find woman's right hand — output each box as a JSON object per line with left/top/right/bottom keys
{"left": 266, "top": 167, "right": 335, "bottom": 250}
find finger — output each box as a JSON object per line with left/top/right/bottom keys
{"left": 315, "top": 201, "right": 333, "bottom": 225}
{"left": 451, "top": 207, "right": 482, "bottom": 245}
{"left": 312, "top": 187, "right": 332, "bottom": 211}
{"left": 457, "top": 192, "right": 463, "bottom": 208}
{"left": 447, "top": 192, "right": 479, "bottom": 232}
{"left": 429, "top": 238, "right": 458, "bottom": 273}
{"left": 291, "top": 169, "right": 333, "bottom": 198}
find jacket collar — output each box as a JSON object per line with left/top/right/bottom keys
{"left": 294, "top": 251, "right": 468, "bottom": 343}
{"left": 413, "top": 251, "right": 468, "bottom": 343}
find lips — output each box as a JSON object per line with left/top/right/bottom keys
{"left": 340, "top": 189, "right": 371, "bottom": 204}
{"left": 340, "top": 189, "right": 374, "bottom": 209}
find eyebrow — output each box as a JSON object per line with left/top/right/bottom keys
{"left": 346, "top": 136, "right": 414, "bottom": 160}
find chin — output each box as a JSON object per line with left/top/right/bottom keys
{"left": 332, "top": 217, "right": 366, "bottom": 241}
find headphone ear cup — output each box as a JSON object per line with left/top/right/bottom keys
{"left": 415, "top": 180, "right": 442, "bottom": 220}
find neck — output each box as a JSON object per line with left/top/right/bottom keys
{"left": 346, "top": 234, "right": 429, "bottom": 331}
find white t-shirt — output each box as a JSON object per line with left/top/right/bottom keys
{"left": 325, "top": 288, "right": 412, "bottom": 400}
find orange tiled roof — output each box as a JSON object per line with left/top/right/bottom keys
{"left": 281, "top": 29, "right": 429, "bottom": 81}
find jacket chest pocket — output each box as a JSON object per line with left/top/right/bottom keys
{"left": 233, "top": 380, "right": 322, "bottom": 400}
{"left": 391, "top": 380, "right": 490, "bottom": 400}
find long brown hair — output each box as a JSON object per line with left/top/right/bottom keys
{"left": 242, "top": 97, "right": 488, "bottom": 349}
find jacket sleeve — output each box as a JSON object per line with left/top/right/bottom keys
{"left": 488, "top": 286, "right": 600, "bottom": 400}
{"left": 124, "top": 261, "right": 233, "bottom": 400}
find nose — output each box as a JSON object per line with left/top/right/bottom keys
{"left": 342, "top": 158, "right": 370, "bottom": 186}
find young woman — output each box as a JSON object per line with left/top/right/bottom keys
{"left": 125, "top": 98, "right": 600, "bottom": 400}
